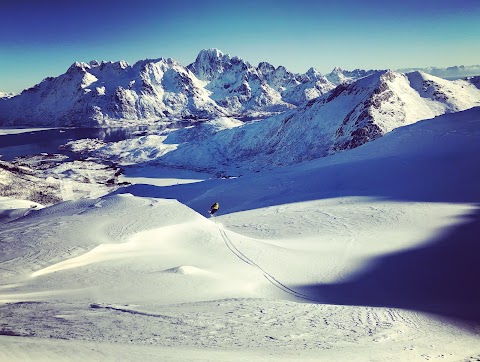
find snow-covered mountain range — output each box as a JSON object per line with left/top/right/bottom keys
{"left": 0, "top": 49, "right": 338, "bottom": 127}
{"left": 1, "top": 49, "right": 479, "bottom": 168}
{"left": 1, "top": 49, "right": 478, "bottom": 129}
{"left": 186, "top": 48, "right": 330, "bottom": 114}
{"left": 85, "top": 70, "right": 480, "bottom": 171}
{"left": 0, "top": 57, "right": 228, "bottom": 127}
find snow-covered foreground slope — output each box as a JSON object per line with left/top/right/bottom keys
{"left": 1, "top": 108, "right": 480, "bottom": 361}
{"left": 1, "top": 196, "right": 479, "bottom": 361}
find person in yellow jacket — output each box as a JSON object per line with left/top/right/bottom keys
{"left": 209, "top": 202, "right": 219, "bottom": 216}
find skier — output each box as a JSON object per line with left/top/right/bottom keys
{"left": 209, "top": 202, "right": 219, "bottom": 216}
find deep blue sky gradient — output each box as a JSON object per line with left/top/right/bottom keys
{"left": 1, "top": 0, "right": 479, "bottom": 92}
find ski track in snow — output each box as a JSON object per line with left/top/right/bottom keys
{"left": 218, "top": 225, "right": 316, "bottom": 302}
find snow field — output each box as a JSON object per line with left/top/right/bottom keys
{"left": 1, "top": 193, "right": 478, "bottom": 361}
{"left": 0, "top": 107, "right": 480, "bottom": 360}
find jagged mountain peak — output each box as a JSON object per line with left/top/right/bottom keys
{"left": 325, "top": 67, "right": 349, "bottom": 85}
{"left": 88, "top": 60, "right": 130, "bottom": 70}
{"left": 272, "top": 65, "right": 290, "bottom": 76}
{"left": 66, "top": 60, "right": 132, "bottom": 78}
{"left": 195, "top": 48, "right": 248, "bottom": 64}
{"left": 197, "top": 48, "right": 226, "bottom": 59}
{"left": 306, "top": 67, "right": 322, "bottom": 79}
{"left": 188, "top": 48, "right": 252, "bottom": 82}
{"left": 132, "top": 57, "right": 171, "bottom": 68}
{"left": 258, "top": 61, "right": 276, "bottom": 74}
{"left": 67, "top": 61, "right": 91, "bottom": 73}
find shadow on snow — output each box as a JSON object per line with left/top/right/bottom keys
{"left": 296, "top": 207, "right": 480, "bottom": 324}
{"left": 114, "top": 150, "right": 480, "bottom": 215}
{"left": 112, "top": 128, "right": 480, "bottom": 324}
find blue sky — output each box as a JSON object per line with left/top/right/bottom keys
{"left": 1, "top": 0, "right": 479, "bottom": 93}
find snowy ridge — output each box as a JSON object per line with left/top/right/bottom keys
{"left": 332, "top": 70, "right": 480, "bottom": 151}
{"left": 260, "top": 64, "right": 335, "bottom": 105}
